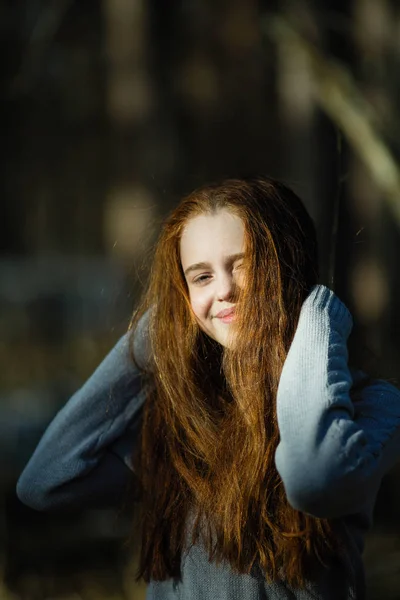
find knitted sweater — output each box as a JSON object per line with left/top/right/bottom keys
{"left": 17, "top": 286, "right": 400, "bottom": 599}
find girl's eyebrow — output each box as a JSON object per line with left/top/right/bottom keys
{"left": 184, "top": 261, "right": 211, "bottom": 276}
{"left": 184, "top": 253, "right": 245, "bottom": 276}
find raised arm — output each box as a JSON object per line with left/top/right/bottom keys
{"left": 275, "top": 285, "right": 400, "bottom": 519}
{"left": 17, "top": 315, "right": 152, "bottom": 511}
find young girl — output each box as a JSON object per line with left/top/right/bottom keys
{"left": 17, "top": 177, "right": 400, "bottom": 599}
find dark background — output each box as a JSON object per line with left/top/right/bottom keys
{"left": 2, "top": 1, "right": 400, "bottom": 598}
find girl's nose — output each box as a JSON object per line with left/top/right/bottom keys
{"left": 216, "top": 273, "right": 235, "bottom": 301}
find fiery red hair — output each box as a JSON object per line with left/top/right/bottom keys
{"left": 129, "top": 177, "right": 350, "bottom": 588}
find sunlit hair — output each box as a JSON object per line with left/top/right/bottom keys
{"left": 129, "top": 177, "right": 350, "bottom": 588}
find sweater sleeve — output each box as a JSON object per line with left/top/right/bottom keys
{"left": 275, "top": 285, "right": 400, "bottom": 519}
{"left": 16, "top": 315, "right": 153, "bottom": 512}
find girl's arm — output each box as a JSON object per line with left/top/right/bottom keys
{"left": 275, "top": 285, "right": 400, "bottom": 519}
{"left": 16, "top": 316, "right": 152, "bottom": 511}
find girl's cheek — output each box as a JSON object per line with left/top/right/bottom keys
{"left": 190, "top": 292, "right": 210, "bottom": 320}
{"left": 188, "top": 291, "right": 200, "bottom": 319}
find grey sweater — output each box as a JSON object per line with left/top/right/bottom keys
{"left": 17, "top": 286, "right": 400, "bottom": 599}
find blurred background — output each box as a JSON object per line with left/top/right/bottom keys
{"left": 2, "top": 0, "right": 400, "bottom": 598}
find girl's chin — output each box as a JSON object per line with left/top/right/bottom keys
{"left": 196, "top": 320, "right": 237, "bottom": 348}
{"left": 212, "top": 328, "right": 237, "bottom": 349}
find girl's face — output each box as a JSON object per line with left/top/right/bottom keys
{"left": 180, "top": 209, "right": 246, "bottom": 347}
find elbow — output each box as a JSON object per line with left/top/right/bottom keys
{"left": 281, "top": 478, "right": 338, "bottom": 519}
{"left": 16, "top": 474, "right": 53, "bottom": 512}
{"left": 275, "top": 445, "right": 370, "bottom": 519}
{"left": 283, "top": 482, "right": 368, "bottom": 520}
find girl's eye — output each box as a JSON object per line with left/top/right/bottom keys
{"left": 193, "top": 274, "right": 211, "bottom": 285}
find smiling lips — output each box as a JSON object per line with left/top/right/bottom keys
{"left": 215, "top": 307, "right": 236, "bottom": 323}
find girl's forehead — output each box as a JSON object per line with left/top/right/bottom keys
{"left": 180, "top": 210, "right": 245, "bottom": 266}
{"left": 181, "top": 209, "right": 244, "bottom": 238}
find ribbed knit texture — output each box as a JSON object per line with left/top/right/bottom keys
{"left": 17, "top": 286, "right": 400, "bottom": 599}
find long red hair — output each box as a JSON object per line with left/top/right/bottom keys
{"left": 129, "top": 177, "right": 349, "bottom": 588}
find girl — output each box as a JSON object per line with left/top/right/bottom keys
{"left": 17, "top": 177, "right": 400, "bottom": 599}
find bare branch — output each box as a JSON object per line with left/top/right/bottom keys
{"left": 264, "top": 16, "right": 400, "bottom": 225}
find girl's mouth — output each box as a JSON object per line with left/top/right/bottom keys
{"left": 215, "top": 307, "right": 235, "bottom": 323}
